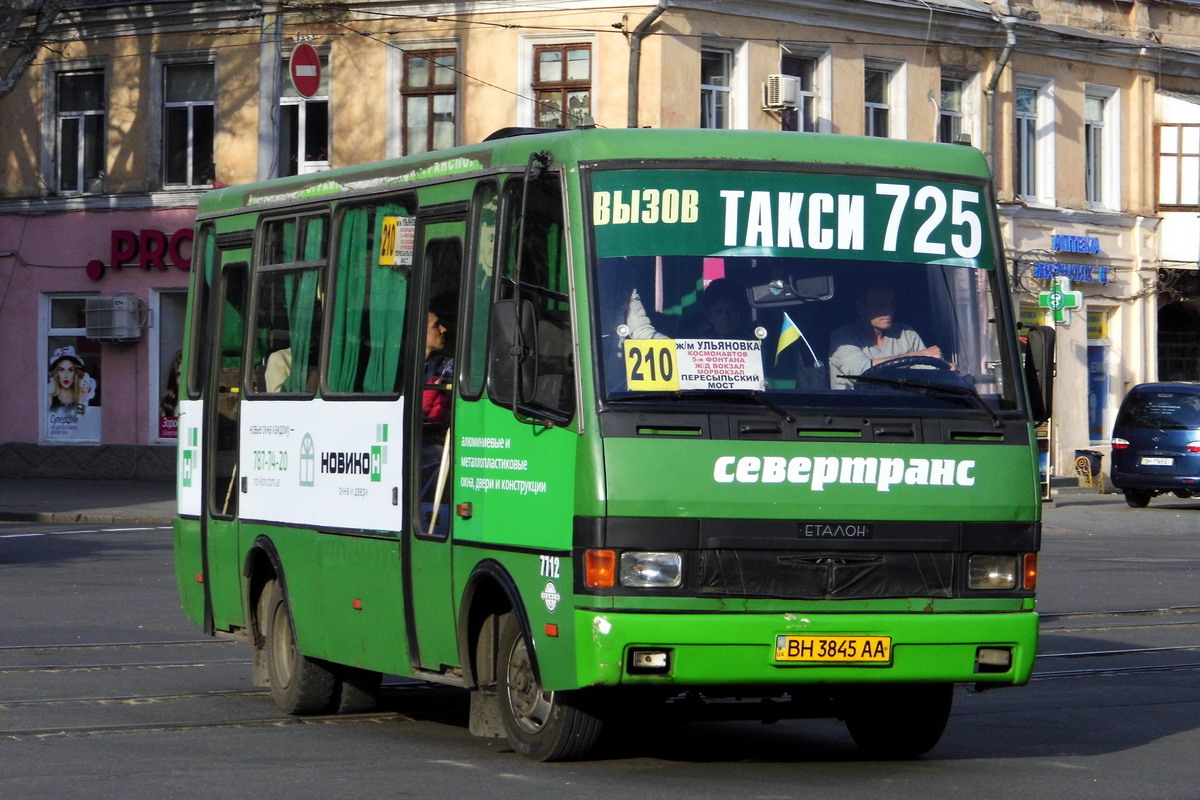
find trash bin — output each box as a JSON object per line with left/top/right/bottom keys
{"left": 1074, "top": 449, "right": 1103, "bottom": 489}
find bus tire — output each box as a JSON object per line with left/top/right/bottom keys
{"left": 261, "top": 578, "right": 336, "bottom": 715}
{"left": 334, "top": 665, "right": 382, "bottom": 713}
{"left": 496, "top": 611, "right": 603, "bottom": 761}
{"left": 843, "top": 683, "right": 953, "bottom": 759}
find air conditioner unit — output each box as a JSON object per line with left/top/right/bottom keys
{"left": 86, "top": 295, "right": 148, "bottom": 342}
{"left": 763, "top": 74, "right": 799, "bottom": 109}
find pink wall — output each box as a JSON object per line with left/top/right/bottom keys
{"left": 0, "top": 207, "right": 195, "bottom": 445}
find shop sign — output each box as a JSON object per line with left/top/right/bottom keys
{"left": 1033, "top": 261, "right": 1110, "bottom": 285}
{"left": 1037, "top": 276, "right": 1084, "bottom": 326}
{"left": 1051, "top": 234, "right": 1101, "bottom": 255}
{"left": 86, "top": 228, "right": 194, "bottom": 280}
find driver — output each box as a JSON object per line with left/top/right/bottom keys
{"left": 827, "top": 286, "right": 946, "bottom": 389}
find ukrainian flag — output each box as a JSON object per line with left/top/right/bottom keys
{"left": 776, "top": 312, "right": 800, "bottom": 365}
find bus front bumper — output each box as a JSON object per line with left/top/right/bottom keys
{"left": 569, "top": 609, "right": 1038, "bottom": 689}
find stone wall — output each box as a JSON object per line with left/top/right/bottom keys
{"left": 0, "top": 443, "right": 176, "bottom": 481}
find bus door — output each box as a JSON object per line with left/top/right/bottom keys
{"left": 203, "top": 257, "right": 250, "bottom": 632}
{"left": 407, "top": 216, "right": 466, "bottom": 673}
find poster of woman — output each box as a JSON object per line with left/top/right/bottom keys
{"left": 159, "top": 349, "right": 182, "bottom": 439}
{"left": 47, "top": 344, "right": 101, "bottom": 440}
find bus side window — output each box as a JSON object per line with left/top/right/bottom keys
{"left": 460, "top": 182, "right": 498, "bottom": 399}
{"left": 494, "top": 176, "right": 575, "bottom": 423}
{"left": 252, "top": 215, "right": 326, "bottom": 395}
{"left": 327, "top": 202, "right": 412, "bottom": 394}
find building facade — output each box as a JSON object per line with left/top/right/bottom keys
{"left": 2, "top": 0, "right": 1199, "bottom": 480}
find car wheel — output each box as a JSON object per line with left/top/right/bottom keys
{"left": 1124, "top": 488, "right": 1152, "bottom": 508}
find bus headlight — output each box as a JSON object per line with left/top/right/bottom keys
{"left": 619, "top": 552, "right": 683, "bottom": 588}
{"left": 968, "top": 555, "right": 1018, "bottom": 590}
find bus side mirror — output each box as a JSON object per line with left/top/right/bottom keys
{"left": 487, "top": 298, "right": 538, "bottom": 406}
{"left": 1022, "top": 324, "right": 1055, "bottom": 426}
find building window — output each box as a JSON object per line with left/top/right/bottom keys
{"left": 533, "top": 43, "right": 591, "bottom": 128}
{"left": 701, "top": 48, "right": 732, "bottom": 129}
{"left": 1014, "top": 78, "right": 1054, "bottom": 204}
{"left": 939, "top": 77, "right": 965, "bottom": 144}
{"left": 1084, "top": 96, "right": 1105, "bottom": 205}
{"left": 1157, "top": 123, "right": 1200, "bottom": 208}
{"left": 864, "top": 68, "right": 890, "bottom": 137}
{"left": 164, "top": 63, "right": 215, "bottom": 187}
{"left": 45, "top": 296, "right": 103, "bottom": 441}
{"left": 56, "top": 70, "right": 105, "bottom": 194}
{"left": 402, "top": 49, "right": 457, "bottom": 154}
{"left": 281, "top": 52, "right": 329, "bottom": 176}
{"left": 1085, "top": 87, "right": 1119, "bottom": 210}
{"left": 780, "top": 55, "right": 817, "bottom": 133}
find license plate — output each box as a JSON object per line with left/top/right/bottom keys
{"left": 773, "top": 635, "right": 892, "bottom": 663}
{"left": 1140, "top": 456, "right": 1174, "bottom": 466}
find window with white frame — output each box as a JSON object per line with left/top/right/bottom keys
{"left": 701, "top": 48, "right": 732, "bottom": 129}
{"left": 1157, "top": 122, "right": 1200, "bottom": 208}
{"left": 163, "top": 62, "right": 215, "bottom": 187}
{"left": 56, "top": 70, "right": 106, "bottom": 194}
{"left": 1014, "top": 77, "right": 1055, "bottom": 204}
{"left": 864, "top": 68, "right": 890, "bottom": 137}
{"left": 280, "top": 52, "right": 329, "bottom": 176}
{"left": 1085, "top": 86, "right": 1119, "bottom": 209}
{"left": 533, "top": 43, "right": 591, "bottom": 128}
{"left": 939, "top": 77, "right": 965, "bottom": 144}
{"left": 780, "top": 54, "right": 817, "bottom": 133}
{"left": 402, "top": 49, "right": 457, "bottom": 153}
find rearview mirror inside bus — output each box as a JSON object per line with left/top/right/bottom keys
{"left": 747, "top": 275, "right": 834, "bottom": 307}
{"left": 487, "top": 298, "right": 538, "bottom": 406}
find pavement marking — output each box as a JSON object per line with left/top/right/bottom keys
{"left": 0, "top": 525, "right": 171, "bottom": 540}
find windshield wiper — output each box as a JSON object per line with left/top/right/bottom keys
{"left": 844, "top": 374, "right": 1003, "bottom": 428}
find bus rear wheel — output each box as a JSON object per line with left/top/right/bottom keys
{"left": 843, "top": 683, "right": 953, "bottom": 759}
{"left": 496, "top": 612, "right": 603, "bottom": 761}
{"left": 261, "top": 578, "right": 336, "bottom": 714}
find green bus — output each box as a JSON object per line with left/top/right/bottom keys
{"left": 174, "top": 127, "right": 1054, "bottom": 761}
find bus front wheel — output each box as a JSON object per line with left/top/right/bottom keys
{"left": 496, "top": 611, "right": 603, "bottom": 761}
{"left": 843, "top": 683, "right": 953, "bottom": 759}
{"left": 260, "top": 578, "right": 336, "bottom": 714}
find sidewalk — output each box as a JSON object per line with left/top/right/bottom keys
{"left": 0, "top": 477, "right": 176, "bottom": 525}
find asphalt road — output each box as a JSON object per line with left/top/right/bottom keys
{"left": 1, "top": 490, "right": 1197, "bottom": 800}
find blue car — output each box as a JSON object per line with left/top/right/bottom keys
{"left": 1110, "top": 382, "right": 1200, "bottom": 508}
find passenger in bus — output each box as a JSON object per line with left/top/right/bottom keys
{"left": 423, "top": 311, "right": 454, "bottom": 426}
{"left": 620, "top": 287, "right": 669, "bottom": 340}
{"left": 264, "top": 347, "right": 292, "bottom": 392}
{"left": 678, "top": 278, "right": 755, "bottom": 340}
{"left": 827, "top": 286, "right": 947, "bottom": 389}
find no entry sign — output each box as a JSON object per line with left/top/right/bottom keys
{"left": 290, "top": 43, "right": 321, "bottom": 98}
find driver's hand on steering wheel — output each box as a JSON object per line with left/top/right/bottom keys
{"left": 916, "top": 345, "right": 956, "bottom": 370}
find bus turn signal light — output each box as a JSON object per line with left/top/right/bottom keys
{"left": 1023, "top": 553, "right": 1038, "bottom": 590}
{"left": 585, "top": 549, "right": 616, "bottom": 589}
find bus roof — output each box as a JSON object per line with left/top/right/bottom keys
{"left": 196, "top": 128, "right": 993, "bottom": 218}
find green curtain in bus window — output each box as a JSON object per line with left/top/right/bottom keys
{"left": 363, "top": 205, "right": 410, "bottom": 393}
{"left": 282, "top": 269, "right": 319, "bottom": 392}
{"left": 329, "top": 208, "right": 369, "bottom": 392}
{"left": 303, "top": 216, "right": 327, "bottom": 262}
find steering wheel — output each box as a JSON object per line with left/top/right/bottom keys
{"left": 860, "top": 355, "right": 953, "bottom": 376}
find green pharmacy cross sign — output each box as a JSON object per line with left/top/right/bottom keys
{"left": 1038, "top": 275, "right": 1083, "bottom": 325}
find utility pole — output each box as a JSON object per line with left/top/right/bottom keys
{"left": 258, "top": 0, "right": 282, "bottom": 180}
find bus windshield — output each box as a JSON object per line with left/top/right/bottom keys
{"left": 589, "top": 167, "right": 1019, "bottom": 415}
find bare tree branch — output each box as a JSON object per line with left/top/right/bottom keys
{"left": 0, "top": 0, "right": 71, "bottom": 100}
